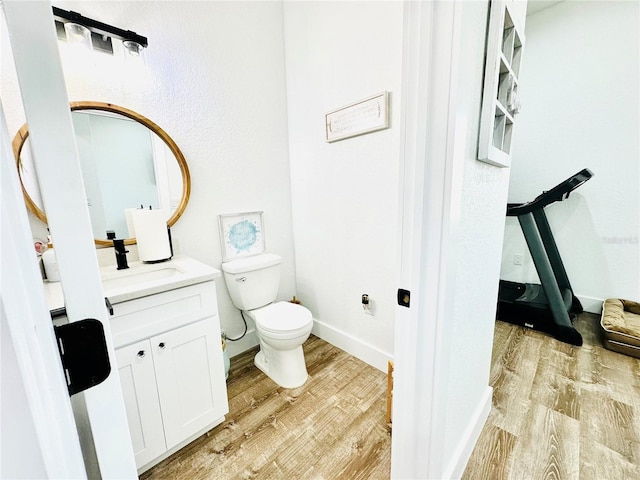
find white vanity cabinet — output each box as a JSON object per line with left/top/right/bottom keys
{"left": 110, "top": 280, "right": 229, "bottom": 473}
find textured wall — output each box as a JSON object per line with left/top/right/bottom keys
{"left": 501, "top": 1, "right": 640, "bottom": 308}
{"left": 441, "top": 0, "right": 512, "bottom": 469}
{"left": 283, "top": 1, "right": 403, "bottom": 369}
{"left": 1, "top": 1, "right": 295, "bottom": 355}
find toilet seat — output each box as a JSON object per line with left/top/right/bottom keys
{"left": 252, "top": 301, "right": 312, "bottom": 334}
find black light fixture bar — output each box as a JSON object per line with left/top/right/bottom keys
{"left": 52, "top": 6, "right": 148, "bottom": 48}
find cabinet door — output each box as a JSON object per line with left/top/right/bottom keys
{"left": 116, "top": 340, "right": 166, "bottom": 468}
{"left": 152, "top": 318, "right": 228, "bottom": 449}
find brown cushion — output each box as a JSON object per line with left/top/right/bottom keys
{"left": 602, "top": 298, "right": 640, "bottom": 337}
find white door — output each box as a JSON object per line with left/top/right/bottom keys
{"left": 153, "top": 319, "right": 223, "bottom": 449}
{"left": 116, "top": 340, "right": 166, "bottom": 468}
{"left": 1, "top": 101, "right": 86, "bottom": 479}
{"left": 2, "top": 2, "right": 137, "bottom": 478}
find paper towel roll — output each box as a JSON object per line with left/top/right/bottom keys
{"left": 125, "top": 208, "right": 138, "bottom": 238}
{"left": 131, "top": 209, "right": 172, "bottom": 262}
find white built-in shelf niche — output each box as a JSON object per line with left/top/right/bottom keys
{"left": 478, "top": 0, "right": 526, "bottom": 167}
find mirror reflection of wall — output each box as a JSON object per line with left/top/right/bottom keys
{"left": 74, "top": 111, "right": 159, "bottom": 238}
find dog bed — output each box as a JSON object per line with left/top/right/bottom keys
{"left": 600, "top": 298, "right": 640, "bottom": 358}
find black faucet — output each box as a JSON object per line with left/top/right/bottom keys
{"left": 107, "top": 230, "right": 129, "bottom": 270}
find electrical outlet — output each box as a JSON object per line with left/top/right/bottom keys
{"left": 513, "top": 253, "right": 524, "bottom": 265}
{"left": 362, "top": 294, "right": 374, "bottom": 316}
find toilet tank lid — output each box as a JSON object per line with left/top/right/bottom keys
{"left": 222, "top": 253, "right": 282, "bottom": 274}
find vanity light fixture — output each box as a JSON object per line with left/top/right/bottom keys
{"left": 123, "top": 40, "right": 143, "bottom": 57}
{"left": 63, "top": 22, "right": 92, "bottom": 49}
{"left": 52, "top": 6, "right": 148, "bottom": 54}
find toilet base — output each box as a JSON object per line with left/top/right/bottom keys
{"left": 254, "top": 342, "right": 308, "bottom": 389}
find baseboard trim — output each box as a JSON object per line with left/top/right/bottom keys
{"left": 443, "top": 386, "right": 493, "bottom": 480}
{"left": 577, "top": 295, "right": 603, "bottom": 314}
{"left": 226, "top": 319, "right": 393, "bottom": 373}
{"left": 311, "top": 318, "right": 392, "bottom": 373}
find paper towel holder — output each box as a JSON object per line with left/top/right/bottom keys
{"left": 131, "top": 207, "right": 174, "bottom": 263}
{"left": 143, "top": 227, "right": 174, "bottom": 264}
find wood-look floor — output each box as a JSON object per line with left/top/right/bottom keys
{"left": 140, "top": 335, "right": 391, "bottom": 480}
{"left": 141, "top": 314, "right": 639, "bottom": 480}
{"left": 463, "top": 313, "right": 640, "bottom": 480}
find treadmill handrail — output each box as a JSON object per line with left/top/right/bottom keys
{"left": 507, "top": 168, "right": 593, "bottom": 216}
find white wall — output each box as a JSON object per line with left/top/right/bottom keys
{"left": 501, "top": 0, "right": 640, "bottom": 311}
{"left": 1, "top": 1, "right": 295, "bottom": 356}
{"left": 283, "top": 1, "right": 403, "bottom": 371}
{"left": 441, "top": 1, "right": 514, "bottom": 474}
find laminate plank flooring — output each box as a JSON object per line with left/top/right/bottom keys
{"left": 141, "top": 313, "right": 639, "bottom": 480}
{"left": 140, "top": 335, "right": 391, "bottom": 480}
{"left": 463, "top": 313, "right": 640, "bottom": 480}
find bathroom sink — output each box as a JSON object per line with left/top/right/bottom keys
{"left": 101, "top": 266, "right": 182, "bottom": 290}
{"left": 42, "top": 255, "right": 221, "bottom": 312}
{"left": 98, "top": 255, "right": 221, "bottom": 303}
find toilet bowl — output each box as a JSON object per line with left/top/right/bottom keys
{"left": 246, "top": 301, "right": 313, "bottom": 388}
{"left": 221, "top": 253, "right": 313, "bottom": 388}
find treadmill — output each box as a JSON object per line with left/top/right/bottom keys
{"left": 497, "top": 168, "right": 594, "bottom": 346}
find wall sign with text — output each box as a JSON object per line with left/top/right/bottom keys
{"left": 325, "top": 92, "right": 389, "bottom": 143}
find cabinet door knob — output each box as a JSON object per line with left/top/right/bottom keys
{"left": 137, "top": 350, "right": 145, "bottom": 358}
{"left": 158, "top": 342, "right": 166, "bottom": 349}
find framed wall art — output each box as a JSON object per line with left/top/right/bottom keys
{"left": 218, "top": 211, "right": 265, "bottom": 261}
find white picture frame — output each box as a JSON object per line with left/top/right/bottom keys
{"left": 325, "top": 91, "right": 389, "bottom": 143}
{"left": 218, "top": 211, "right": 265, "bottom": 261}
{"left": 477, "top": 1, "right": 525, "bottom": 167}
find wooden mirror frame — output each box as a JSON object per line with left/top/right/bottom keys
{"left": 13, "top": 101, "right": 191, "bottom": 246}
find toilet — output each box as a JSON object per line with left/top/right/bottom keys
{"left": 221, "top": 253, "right": 313, "bottom": 388}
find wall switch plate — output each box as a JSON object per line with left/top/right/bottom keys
{"left": 513, "top": 253, "right": 524, "bottom": 265}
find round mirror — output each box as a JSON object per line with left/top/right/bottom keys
{"left": 13, "top": 101, "right": 190, "bottom": 246}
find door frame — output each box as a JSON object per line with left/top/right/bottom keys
{"left": 391, "top": 1, "right": 463, "bottom": 478}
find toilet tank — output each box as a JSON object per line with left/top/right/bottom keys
{"left": 221, "top": 253, "right": 282, "bottom": 310}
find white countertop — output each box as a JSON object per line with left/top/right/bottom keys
{"left": 44, "top": 255, "right": 221, "bottom": 312}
